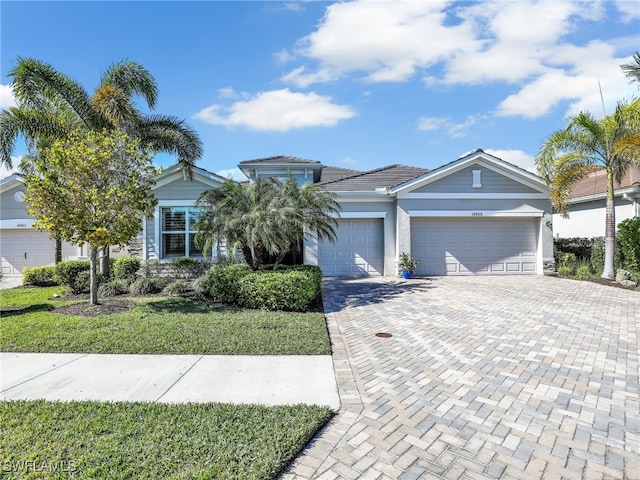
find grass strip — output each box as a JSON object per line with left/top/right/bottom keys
{"left": 0, "top": 400, "right": 334, "bottom": 479}
{"left": 1, "top": 288, "right": 330, "bottom": 355}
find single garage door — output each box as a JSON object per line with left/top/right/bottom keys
{"left": 1, "top": 229, "right": 56, "bottom": 276}
{"left": 318, "top": 219, "right": 384, "bottom": 276}
{"left": 411, "top": 218, "right": 537, "bottom": 275}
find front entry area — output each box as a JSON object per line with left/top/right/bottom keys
{"left": 411, "top": 218, "right": 538, "bottom": 275}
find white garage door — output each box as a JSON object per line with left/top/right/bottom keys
{"left": 318, "top": 219, "right": 384, "bottom": 276}
{"left": 1, "top": 230, "right": 56, "bottom": 276}
{"left": 411, "top": 218, "right": 538, "bottom": 275}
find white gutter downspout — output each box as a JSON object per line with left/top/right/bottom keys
{"left": 622, "top": 190, "right": 639, "bottom": 217}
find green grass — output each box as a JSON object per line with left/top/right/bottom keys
{"left": 0, "top": 288, "right": 330, "bottom": 355}
{"left": 0, "top": 400, "right": 334, "bottom": 479}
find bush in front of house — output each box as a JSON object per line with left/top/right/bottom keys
{"left": 617, "top": 217, "right": 640, "bottom": 273}
{"left": 208, "top": 263, "right": 252, "bottom": 304}
{"left": 22, "top": 266, "right": 58, "bottom": 286}
{"left": 171, "top": 256, "right": 210, "bottom": 279}
{"left": 113, "top": 257, "right": 141, "bottom": 280}
{"left": 130, "top": 276, "right": 169, "bottom": 295}
{"left": 72, "top": 270, "right": 105, "bottom": 294}
{"left": 164, "top": 279, "right": 192, "bottom": 296}
{"left": 98, "top": 278, "right": 131, "bottom": 297}
{"left": 54, "top": 260, "right": 91, "bottom": 288}
{"left": 237, "top": 269, "right": 321, "bottom": 311}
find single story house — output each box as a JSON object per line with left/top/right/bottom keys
{"left": 1, "top": 149, "right": 554, "bottom": 277}
{"left": 552, "top": 166, "right": 640, "bottom": 239}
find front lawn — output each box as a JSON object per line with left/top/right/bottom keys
{"left": 0, "top": 400, "right": 333, "bottom": 479}
{"left": 0, "top": 287, "right": 330, "bottom": 355}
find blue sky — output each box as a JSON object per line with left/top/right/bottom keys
{"left": 1, "top": 0, "right": 638, "bottom": 180}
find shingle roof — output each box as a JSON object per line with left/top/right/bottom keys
{"left": 570, "top": 166, "right": 640, "bottom": 199}
{"left": 238, "top": 155, "right": 321, "bottom": 166}
{"left": 319, "top": 166, "right": 363, "bottom": 183}
{"left": 321, "top": 164, "right": 429, "bottom": 192}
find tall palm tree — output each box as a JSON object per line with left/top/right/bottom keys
{"left": 536, "top": 98, "right": 640, "bottom": 279}
{"left": 622, "top": 52, "right": 640, "bottom": 84}
{"left": 0, "top": 57, "right": 203, "bottom": 265}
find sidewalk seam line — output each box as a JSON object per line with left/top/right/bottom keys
{"left": 154, "top": 354, "right": 205, "bottom": 403}
{"left": 0, "top": 353, "right": 89, "bottom": 394}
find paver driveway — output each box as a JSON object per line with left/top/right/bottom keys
{"left": 283, "top": 276, "right": 640, "bottom": 480}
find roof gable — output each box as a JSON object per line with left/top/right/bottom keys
{"left": 391, "top": 150, "right": 548, "bottom": 196}
{"left": 153, "top": 164, "right": 228, "bottom": 190}
{"left": 238, "top": 155, "right": 321, "bottom": 166}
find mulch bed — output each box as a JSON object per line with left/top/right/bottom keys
{"left": 54, "top": 299, "right": 138, "bottom": 317}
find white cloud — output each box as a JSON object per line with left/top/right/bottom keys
{"left": 283, "top": 0, "right": 476, "bottom": 86}
{"left": 282, "top": 0, "right": 633, "bottom": 122}
{"left": 0, "top": 84, "right": 16, "bottom": 109}
{"left": 0, "top": 156, "right": 21, "bottom": 179}
{"left": 496, "top": 43, "right": 637, "bottom": 119}
{"left": 417, "top": 114, "right": 488, "bottom": 138}
{"left": 614, "top": 0, "right": 640, "bottom": 21}
{"left": 217, "top": 87, "right": 239, "bottom": 99}
{"left": 215, "top": 167, "right": 246, "bottom": 181}
{"left": 484, "top": 149, "right": 537, "bottom": 173}
{"left": 193, "top": 88, "right": 356, "bottom": 131}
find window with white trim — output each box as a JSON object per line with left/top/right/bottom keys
{"left": 472, "top": 169, "right": 482, "bottom": 188}
{"left": 161, "top": 207, "right": 204, "bottom": 258}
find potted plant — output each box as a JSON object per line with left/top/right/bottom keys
{"left": 398, "top": 252, "right": 419, "bottom": 279}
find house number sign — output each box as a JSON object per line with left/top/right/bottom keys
{"left": 471, "top": 212, "right": 483, "bottom": 216}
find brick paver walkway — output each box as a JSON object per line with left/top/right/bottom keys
{"left": 283, "top": 276, "right": 640, "bottom": 480}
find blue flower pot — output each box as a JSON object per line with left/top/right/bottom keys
{"left": 401, "top": 270, "right": 413, "bottom": 279}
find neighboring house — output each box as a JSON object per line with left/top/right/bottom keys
{"left": 0, "top": 149, "right": 554, "bottom": 277}
{"left": 553, "top": 166, "right": 640, "bottom": 238}
{"left": 0, "top": 174, "right": 78, "bottom": 276}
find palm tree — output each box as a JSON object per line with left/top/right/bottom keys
{"left": 536, "top": 98, "right": 640, "bottom": 279}
{"left": 195, "top": 176, "right": 340, "bottom": 270}
{"left": 0, "top": 57, "right": 202, "bottom": 266}
{"left": 622, "top": 52, "right": 640, "bottom": 84}
{"left": 271, "top": 175, "right": 339, "bottom": 266}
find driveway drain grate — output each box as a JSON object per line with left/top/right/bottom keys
{"left": 375, "top": 332, "right": 392, "bottom": 338}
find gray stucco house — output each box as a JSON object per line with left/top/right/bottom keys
{"left": 1, "top": 149, "right": 554, "bottom": 277}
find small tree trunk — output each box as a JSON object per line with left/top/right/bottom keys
{"left": 602, "top": 172, "right": 616, "bottom": 279}
{"left": 89, "top": 246, "right": 99, "bottom": 305}
{"left": 55, "top": 237, "right": 62, "bottom": 264}
{"left": 99, "top": 247, "right": 110, "bottom": 277}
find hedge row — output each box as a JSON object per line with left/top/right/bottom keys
{"left": 207, "top": 264, "right": 322, "bottom": 311}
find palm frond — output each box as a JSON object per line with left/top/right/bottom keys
{"left": 101, "top": 60, "right": 158, "bottom": 110}
{"left": 136, "top": 114, "right": 203, "bottom": 167}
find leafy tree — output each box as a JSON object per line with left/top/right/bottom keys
{"left": 536, "top": 98, "right": 640, "bottom": 279}
{"left": 195, "top": 176, "right": 340, "bottom": 270}
{"left": 0, "top": 58, "right": 202, "bottom": 266}
{"left": 24, "top": 129, "right": 157, "bottom": 305}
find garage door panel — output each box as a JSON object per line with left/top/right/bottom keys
{"left": 411, "top": 218, "right": 537, "bottom": 276}
{"left": 318, "top": 219, "right": 384, "bottom": 276}
{"left": 1, "top": 230, "right": 56, "bottom": 276}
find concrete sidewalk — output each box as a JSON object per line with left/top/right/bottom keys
{"left": 0, "top": 352, "right": 340, "bottom": 407}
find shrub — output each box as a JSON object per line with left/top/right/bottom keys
{"left": 590, "top": 237, "right": 605, "bottom": 274}
{"left": 22, "top": 266, "right": 57, "bottom": 286}
{"left": 113, "top": 257, "right": 141, "bottom": 280}
{"left": 141, "top": 259, "right": 163, "bottom": 278}
{"left": 72, "top": 270, "right": 105, "bottom": 294}
{"left": 573, "top": 263, "right": 592, "bottom": 280}
{"left": 98, "top": 279, "right": 131, "bottom": 297}
{"left": 171, "top": 256, "right": 209, "bottom": 280}
{"left": 54, "top": 260, "right": 91, "bottom": 287}
{"left": 194, "top": 274, "right": 214, "bottom": 296}
{"left": 617, "top": 217, "right": 640, "bottom": 272}
{"left": 237, "top": 270, "right": 320, "bottom": 311}
{"left": 557, "top": 266, "right": 573, "bottom": 277}
{"left": 209, "top": 263, "right": 252, "bottom": 304}
{"left": 164, "top": 280, "right": 192, "bottom": 296}
{"left": 556, "top": 252, "right": 577, "bottom": 272}
{"left": 130, "top": 277, "right": 169, "bottom": 295}
{"left": 554, "top": 237, "right": 594, "bottom": 261}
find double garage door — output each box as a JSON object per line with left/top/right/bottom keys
{"left": 318, "top": 219, "right": 384, "bottom": 276}
{"left": 411, "top": 218, "right": 538, "bottom": 275}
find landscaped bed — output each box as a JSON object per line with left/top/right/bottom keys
{"left": 0, "top": 286, "right": 331, "bottom": 355}
{"left": 0, "top": 400, "right": 333, "bottom": 479}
